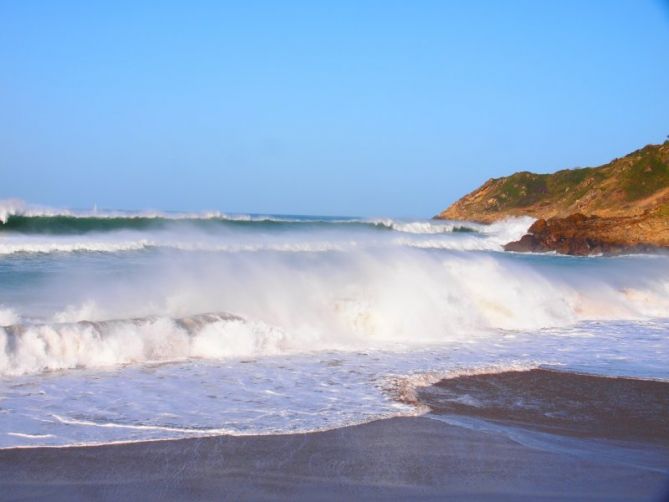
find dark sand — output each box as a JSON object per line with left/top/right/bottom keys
{"left": 417, "top": 369, "right": 669, "bottom": 444}
{"left": 3, "top": 369, "right": 669, "bottom": 501}
{"left": 1, "top": 416, "right": 668, "bottom": 501}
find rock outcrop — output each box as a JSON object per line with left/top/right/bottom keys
{"left": 435, "top": 141, "right": 669, "bottom": 255}
{"left": 503, "top": 212, "right": 669, "bottom": 256}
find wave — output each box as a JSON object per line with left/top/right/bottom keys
{"left": 49, "top": 414, "right": 235, "bottom": 436}
{"left": 0, "top": 206, "right": 533, "bottom": 257}
{"left": 0, "top": 213, "right": 337, "bottom": 234}
{"left": 0, "top": 199, "right": 485, "bottom": 236}
{"left": 366, "top": 218, "right": 481, "bottom": 234}
{"left": 0, "top": 238, "right": 353, "bottom": 256}
{"left": 0, "top": 212, "right": 482, "bottom": 236}
{"left": 0, "top": 313, "right": 289, "bottom": 376}
{"left": 0, "top": 199, "right": 262, "bottom": 225}
{"left": 3, "top": 246, "right": 669, "bottom": 376}
{"left": 0, "top": 234, "right": 524, "bottom": 256}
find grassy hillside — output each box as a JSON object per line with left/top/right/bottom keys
{"left": 436, "top": 141, "right": 669, "bottom": 222}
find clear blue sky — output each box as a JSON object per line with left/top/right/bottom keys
{"left": 1, "top": 1, "right": 668, "bottom": 217}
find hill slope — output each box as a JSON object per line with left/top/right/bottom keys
{"left": 436, "top": 141, "right": 669, "bottom": 223}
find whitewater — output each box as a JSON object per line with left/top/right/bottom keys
{"left": 1, "top": 200, "right": 669, "bottom": 448}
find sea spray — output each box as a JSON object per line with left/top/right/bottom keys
{"left": 2, "top": 247, "right": 669, "bottom": 376}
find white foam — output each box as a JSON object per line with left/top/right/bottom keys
{"left": 0, "top": 239, "right": 152, "bottom": 255}
{"left": 367, "top": 218, "right": 478, "bottom": 234}
{"left": 51, "top": 414, "right": 234, "bottom": 435}
{"left": 3, "top": 318, "right": 668, "bottom": 448}
{"left": 2, "top": 246, "right": 669, "bottom": 377}
{"left": 0, "top": 307, "right": 19, "bottom": 326}
{"left": 0, "top": 237, "right": 354, "bottom": 256}
{"left": 383, "top": 362, "right": 543, "bottom": 405}
{"left": 6, "top": 433, "right": 55, "bottom": 439}
{"left": 0, "top": 199, "right": 30, "bottom": 224}
{"left": 0, "top": 315, "right": 293, "bottom": 376}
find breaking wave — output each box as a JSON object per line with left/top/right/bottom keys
{"left": 0, "top": 313, "right": 291, "bottom": 376}
{"left": 0, "top": 231, "right": 526, "bottom": 256}
{"left": 0, "top": 238, "right": 352, "bottom": 255}
{"left": 2, "top": 200, "right": 668, "bottom": 380}
{"left": 0, "top": 199, "right": 485, "bottom": 236}
{"left": 2, "top": 246, "right": 669, "bottom": 376}
{"left": 0, "top": 200, "right": 535, "bottom": 256}
{"left": 3, "top": 200, "right": 669, "bottom": 450}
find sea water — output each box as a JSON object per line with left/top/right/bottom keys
{"left": 1, "top": 200, "right": 668, "bottom": 448}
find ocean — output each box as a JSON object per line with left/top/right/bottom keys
{"left": 1, "top": 202, "right": 668, "bottom": 449}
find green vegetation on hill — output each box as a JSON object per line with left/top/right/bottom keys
{"left": 619, "top": 144, "right": 669, "bottom": 201}
{"left": 436, "top": 140, "right": 669, "bottom": 222}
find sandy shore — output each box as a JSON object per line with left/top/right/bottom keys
{"left": 1, "top": 415, "right": 668, "bottom": 501}
{"left": 416, "top": 369, "right": 669, "bottom": 445}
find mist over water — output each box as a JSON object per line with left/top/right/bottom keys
{"left": 1, "top": 201, "right": 669, "bottom": 447}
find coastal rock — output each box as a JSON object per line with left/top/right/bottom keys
{"left": 504, "top": 212, "right": 669, "bottom": 256}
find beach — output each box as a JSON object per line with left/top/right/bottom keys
{"left": 2, "top": 415, "right": 668, "bottom": 501}
{"left": 3, "top": 369, "right": 669, "bottom": 501}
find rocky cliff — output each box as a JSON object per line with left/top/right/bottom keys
{"left": 435, "top": 141, "right": 669, "bottom": 255}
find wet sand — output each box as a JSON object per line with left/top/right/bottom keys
{"left": 3, "top": 369, "right": 669, "bottom": 500}
{"left": 1, "top": 415, "right": 668, "bottom": 501}
{"left": 417, "top": 368, "right": 669, "bottom": 444}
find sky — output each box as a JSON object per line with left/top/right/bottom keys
{"left": 1, "top": 1, "right": 668, "bottom": 217}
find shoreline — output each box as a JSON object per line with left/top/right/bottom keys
{"left": 2, "top": 415, "right": 668, "bottom": 501}
{"left": 2, "top": 366, "right": 669, "bottom": 500}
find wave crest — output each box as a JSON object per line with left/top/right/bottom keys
{"left": 0, "top": 199, "right": 512, "bottom": 237}
{"left": 0, "top": 313, "right": 294, "bottom": 376}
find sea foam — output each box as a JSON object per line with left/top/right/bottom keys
{"left": 2, "top": 247, "right": 668, "bottom": 376}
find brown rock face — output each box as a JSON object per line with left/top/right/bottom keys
{"left": 504, "top": 212, "right": 669, "bottom": 256}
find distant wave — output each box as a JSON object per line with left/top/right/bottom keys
{"left": 0, "top": 238, "right": 355, "bottom": 255}
{"left": 0, "top": 199, "right": 261, "bottom": 225}
{"left": 0, "top": 199, "right": 482, "bottom": 235}
{"left": 366, "top": 218, "right": 481, "bottom": 234}
{"left": 0, "top": 225, "right": 529, "bottom": 255}
{"left": 0, "top": 214, "right": 484, "bottom": 235}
